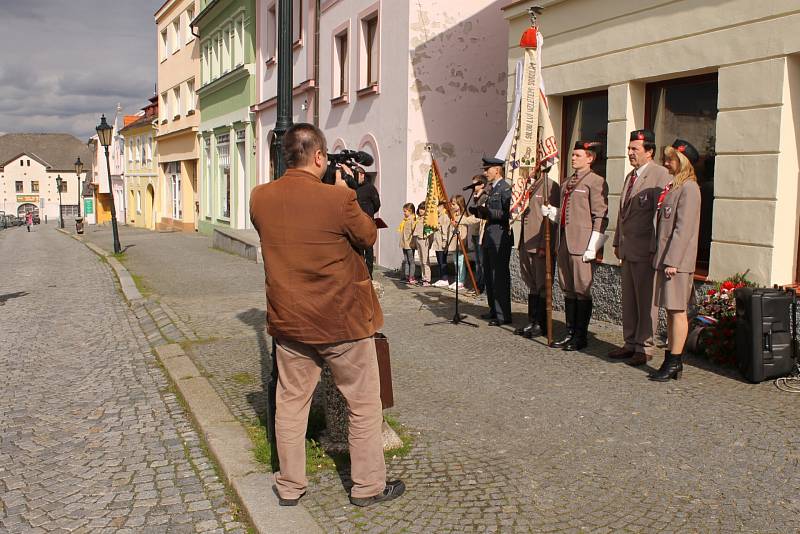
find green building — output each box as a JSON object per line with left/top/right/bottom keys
{"left": 194, "top": 0, "right": 256, "bottom": 234}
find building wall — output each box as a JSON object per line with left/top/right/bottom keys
{"left": 0, "top": 156, "right": 80, "bottom": 221}
{"left": 156, "top": 0, "right": 201, "bottom": 231}
{"left": 122, "top": 123, "right": 160, "bottom": 230}
{"left": 197, "top": 0, "right": 257, "bottom": 233}
{"left": 505, "top": 0, "right": 800, "bottom": 286}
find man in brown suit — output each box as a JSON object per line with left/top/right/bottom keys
{"left": 514, "top": 171, "right": 560, "bottom": 338}
{"left": 542, "top": 141, "right": 608, "bottom": 351}
{"left": 250, "top": 123, "right": 405, "bottom": 508}
{"left": 609, "top": 129, "right": 671, "bottom": 366}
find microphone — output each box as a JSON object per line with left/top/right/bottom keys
{"left": 462, "top": 182, "right": 480, "bottom": 191}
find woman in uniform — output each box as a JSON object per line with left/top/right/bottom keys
{"left": 649, "top": 139, "right": 701, "bottom": 382}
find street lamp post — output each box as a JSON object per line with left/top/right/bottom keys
{"left": 74, "top": 157, "right": 85, "bottom": 234}
{"left": 96, "top": 115, "right": 121, "bottom": 254}
{"left": 269, "top": 0, "right": 294, "bottom": 179}
{"left": 55, "top": 175, "right": 64, "bottom": 229}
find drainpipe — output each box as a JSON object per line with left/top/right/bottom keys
{"left": 313, "top": 0, "right": 320, "bottom": 126}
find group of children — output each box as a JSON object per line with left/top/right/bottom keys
{"left": 398, "top": 194, "right": 479, "bottom": 290}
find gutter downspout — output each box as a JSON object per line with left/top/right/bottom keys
{"left": 313, "top": 0, "right": 320, "bottom": 127}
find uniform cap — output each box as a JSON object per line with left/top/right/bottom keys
{"left": 671, "top": 139, "right": 700, "bottom": 164}
{"left": 481, "top": 156, "right": 505, "bottom": 169}
{"left": 629, "top": 129, "right": 655, "bottom": 143}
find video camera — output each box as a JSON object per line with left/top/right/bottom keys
{"left": 322, "top": 149, "right": 374, "bottom": 189}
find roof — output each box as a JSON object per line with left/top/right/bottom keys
{"left": 0, "top": 133, "right": 93, "bottom": 172}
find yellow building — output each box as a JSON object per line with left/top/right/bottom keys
{"left": 155, "top": 0, "right": 200, "bottom": 232}
{"left": 120, "top": 98, "right": 160, "bottom": 230}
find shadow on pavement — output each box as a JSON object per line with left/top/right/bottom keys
{"left": 0, "top": 291, "right": 29, "bottom": 306}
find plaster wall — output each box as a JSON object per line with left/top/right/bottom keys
{"left": 0, "top": 157, "right": 80, "bottom": 219}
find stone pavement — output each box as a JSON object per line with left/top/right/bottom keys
{"left": 80, "top": 225, "right": 800, "bottom": 533}
{"left": 0, "top": 225, "right": 248, "bottom": 533}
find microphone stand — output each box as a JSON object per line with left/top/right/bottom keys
{"left": 425, "top": 187, "right": 479, "bottom": 328}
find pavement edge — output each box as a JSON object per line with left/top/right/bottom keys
{"left": 56, "top": 227, "right": 322, "bottom": 534}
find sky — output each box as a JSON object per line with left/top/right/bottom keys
{"left": 0, "top": 0, "right": 164, "bottom": 141}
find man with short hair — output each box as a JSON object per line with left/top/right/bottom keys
{"left": 470, "top": 157, "right": 513, "bottom": 326}
{"left": 609, "top": 129, "right": 671, "bottom": 366}
{"left": 543, "top": 141, "right": 607, "bottom": 350}
{"left": 250, "top": 123, "right": 404, "bottom": 508}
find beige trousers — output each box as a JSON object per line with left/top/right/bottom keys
{"left": 557, "top": 239, "right": 594, "bottom": 299}
{"left": 414, "top": 236, "right": 432, "bottom": 283}
{"left": 621, "top": 260, "right": 658, "bottom": 355}
{"left": 274, "top": 337, "right": 386, "bottom": 499}
{"left": 519, "top": 248, "right": 548, "bottom": 296}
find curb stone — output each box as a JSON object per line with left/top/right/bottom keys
{"left": 56, "top": 227, "right": 322, "bottom": 534}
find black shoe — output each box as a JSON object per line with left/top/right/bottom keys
{"left": 551, "top": 297, "right": 576, "bottom": 347}
{"left": 273, "top": 486, "right": 305, "bottom": 507}
{"left": 563, "top": 336, "right": 587, "bottom": 351}
{"left": 649, "top": 351, "right": 683, "bottom": 382}
{"left": 488, "top": 319, "right": 512, "bottom": 327}
{"left": 526, "top": 322, "right": 544, "bottom": 338}
{"left": 564, "top": 299, "right": 592, "bottom": 351}
{"left": 350, "top": 480, "right": 406, "bottom": 507}
{"left": 514, "top": 322, "right": 535, "bottom": 336}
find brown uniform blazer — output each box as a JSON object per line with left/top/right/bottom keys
{"left": 652, "top": 180, "right": 701, "bottom": 273}
{"left": 556, "top": 170, "right": 609, "bottom": 255}
{"left": 613, "top": 162, "right": 671, "bottom": 262}
{"left": 520, "top": 176, "right": 560, "bottom": 253}
{"left": 250, "top": 169, "right": 383, "bottom": 345}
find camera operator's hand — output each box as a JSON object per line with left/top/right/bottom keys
{"left": 334, "top": 166, "right": 353, "bottom": 188}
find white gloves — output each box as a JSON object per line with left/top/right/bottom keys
{"left": 541, "top": 205, "right": 557, "bottom": 222}
{"left": 582, "top": 231, "right": 607, "bottom": 263}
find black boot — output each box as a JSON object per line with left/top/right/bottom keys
{"left": 649, "top": 351, "right": 683, "bottom": 381}
{"left": 527, "top": 295, "right": 544, "bottom": 338}
{"left": 551, "top": 298, "right": 576, "bottom": 348}
{"left": 514, "top": 294, "right": 537, "bottom": 337}
{"left": 564, "top": 299, "right": 592, "bottom": 351}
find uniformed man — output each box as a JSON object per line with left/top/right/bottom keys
{"left": 608, "top": 129, "right": 671, "bottom": 366}
{"left": 542, "top": 141, "right": 608, "bottom": 351}
{"left": 514, "top": 169, "right": 560, "bottom": 338}
{"left": 469, "top": 157, "right": 512, "bottom": 326}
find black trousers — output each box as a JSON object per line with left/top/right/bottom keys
{"left": 482, "top": 240, "right": 512, "bottom": 322}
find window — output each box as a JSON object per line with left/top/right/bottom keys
{"left": 146, "top": 136, "right": 153, "bottom": 163}
{"left": 31, "top": 181, "right": 39, "bottom": 192}
{"left": 361, "top": 14, "right": 379, "bottom": 88}
{"left": 217, "top": 134, "right": 231, "bottom": 219}
{"left": 128, "top": 140, "right": 133, "bottom": 162}
{"left": 161, "top": 29, "right": 169, "bottom": 59}
{"left": 292, "top": 0, "right": 302, "bottom": 43}
{"left": 186, "top": 80, "right": 195, "bottom": 114}
{"left": 561, "top": 91, "right": 609, "bottom": 178}
{"left": 334, "top": 30, "right": 349, "bottom": 98}
{"left": 266, "top": 3, "right": 277, "bottom": 61}
{"left": 172, "top": 19, "right": 181, "bottom": 53}
{"left": 222, "top": 27, "right": 231, "bottom": 73}
{"left": 160, "top": 92, "right": 168, "bottom": 122}
{"left": 60, "top": 181, "right": 68, "bottom": 193}
{"left": 136, "top": 191, "right": 142, "bottom": 214}
{"left": 15, "top": 181, "right": 23, "bottom": 192}
{"left": 27, "top": 160, "right": 30, "bottom": 167}
{"left": 185, "top": 7, "right": 195, "bottom": 45}
{"left": 212, "top": 33, "right": 221, "bottom": 79}
{"left": 204, "top": 137, "right": 212, "bottom": 219}
{"left": 202, "top": 43, "right": 211, "bottom": 84}
{"left": 234, "top": 16, "right": 244, "bottom": 66}
{"left": 172, "top": 86, "right": 181, "bottom": 118}
{"left": 646, "top": 74, "right": 718, "bottom": 272}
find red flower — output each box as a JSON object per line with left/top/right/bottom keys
{"left": 707, "top": 289, "right": 717, "bottom": 296}
{"left": 721, "top": 281, "right": 735, "bottom": 291}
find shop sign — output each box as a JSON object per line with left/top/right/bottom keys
{"left": 17, "top": 195, "right": 39, "bottom": 203}
{"left": 84, "top": 198, "right": 94, "bottom": 215}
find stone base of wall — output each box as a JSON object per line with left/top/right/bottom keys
{"left": 212, "top": 227, "right": 262, "bottom": 263}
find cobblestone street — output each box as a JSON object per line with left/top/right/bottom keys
{"left": 0, "top": 226, "right": 247, "bottom": 533}
{"left": 72, "top": 227, "right": 800, "bottom": 532}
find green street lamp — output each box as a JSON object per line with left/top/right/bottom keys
{"left": 96, "top": 114, "right": 121, "bottom": 253}
{"left": 55, "top": 174, "right": 64, "bottom": 229}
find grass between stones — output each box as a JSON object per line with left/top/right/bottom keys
{"left": 130, "top": 273, "right": 151, "bottom": 297}
{"left": 245, "top": 409, "right": 415, "bottom": 475}
{"left": 231, "top": 372, "right": 257, "bottom": 385}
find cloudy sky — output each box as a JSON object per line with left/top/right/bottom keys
{"left": 0, "top": 0, "right": 164, "bottom": 140}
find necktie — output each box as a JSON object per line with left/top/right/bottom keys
{"left": 623, "top": 170, "right": 638, "bottom": 206}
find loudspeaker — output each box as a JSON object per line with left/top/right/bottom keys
{"left": 735, "top": 288, "right": 796, "bottom": 383}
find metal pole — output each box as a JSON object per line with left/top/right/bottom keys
{"left": 271, "top": 0, "right": 294, "bottom": 180}
{"left": 104, "top": 146, "right": 122, "bottom": 254}
{"left": 58, "top": 187, "right": 64, "bottom": 229}
{"left": 77, "top": 176, "right": 81, "bottom": 218}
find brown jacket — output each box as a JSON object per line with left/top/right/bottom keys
{"left": 556, "top": 170, "right": 608, "bottom": 255}
{"left": 652, "top": 180, "right": 701, "bottom": 272}
{"left": 520, "top": 176, "right": 560, "bottom": 253}
{"left": 613, "top": 162, "right": 671, "bottom": 262}
{"left": 250, "top": 169, "right": 383, "bottom": 344}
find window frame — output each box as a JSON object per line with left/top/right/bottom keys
{"left": 332, "top": 24, "right": 350, "bottom": 102}
{"left": 644, "top": 73, "right": 718, "bottom": 275}
{"left": 266, "top": 3, "right": 277, "bottom": 64}
{"left": 15, "top": 180, "right": 23, "bottom": 192}
{"left": 358, "top": 7, "right": 380, "bottom": 94}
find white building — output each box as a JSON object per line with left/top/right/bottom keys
{"left": 88, "top": 107, "right": 126, "bottom": 226}
{"left": 0, "top": 133, "right": 91, "bottom": 223}
{"left": 504, "top": 0, "right": 800, "bottom": 288}
{"left": 254, "top": 0, "right": 511, "bottom": 268}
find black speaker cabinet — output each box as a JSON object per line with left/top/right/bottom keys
{"left": 735, "top": 288, "right": 796, "bottom": 383}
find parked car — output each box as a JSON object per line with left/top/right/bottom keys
{"left": 32, "top": 214, "right": 41, "bottom": 225}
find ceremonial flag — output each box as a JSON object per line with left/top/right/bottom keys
{"left": 422, "top": 167, "right": 443, "bottom": 237}
{"left": 502, "top": 28, "right": 559, "bottom": 222}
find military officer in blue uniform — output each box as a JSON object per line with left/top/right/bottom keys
{"left": 470, "top": 156, "right": 513, "bottom": 326}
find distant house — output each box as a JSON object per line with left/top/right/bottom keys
{"left": 0, "top": 133, "right": 92, "bottom": 222}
